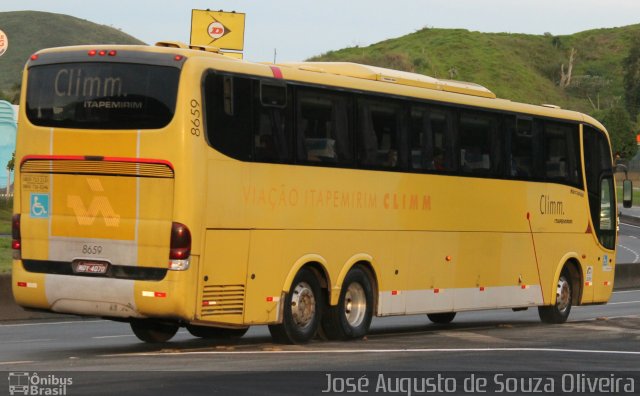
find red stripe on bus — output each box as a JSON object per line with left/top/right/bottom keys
{"left": 269, "top": 66, "right": 283, "bottom": 79}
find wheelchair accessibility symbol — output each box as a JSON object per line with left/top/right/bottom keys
{"left": 30, "top": 193, "right": 50, "bottom": 218}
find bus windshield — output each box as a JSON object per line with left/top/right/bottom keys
{"left": 26, "top": 62, "right": 180, "bottom": 130}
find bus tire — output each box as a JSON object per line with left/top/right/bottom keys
{"left": 538, "top": 268, "right": 573, "bottom": 324}
{"left": 321, "top": 267, "right": 373, "bottom": 340}
{"left": 130, "top": 319, "right": 179, "bottom": 343}
{"left": 186, "top": 324, "right": 249, "bottom": 339}
{"left": 268, "top": 268, "right": 322, "bottom": 344}
{"left": 427, "top": 312, "right": 456, "bottom": 324}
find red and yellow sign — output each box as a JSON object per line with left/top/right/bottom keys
{"left": 0, "top": 29, "right": 8, "bottom": 57}
{"left": 190, "top": 10, "right": 245, "bottom": 51}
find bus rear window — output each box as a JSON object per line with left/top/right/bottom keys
{"left": 26, "top": 63, "right": 180, "bottom": 129}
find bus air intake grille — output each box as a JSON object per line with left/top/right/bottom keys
{"left": 201, "top": 285, "right": 245, "bottom": 316}
{"left": 21, "top": 159, "right": 174, "bottom": 178}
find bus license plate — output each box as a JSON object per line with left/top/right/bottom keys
{"left": 72, "top": 261, "right": 109, "bottom": 274}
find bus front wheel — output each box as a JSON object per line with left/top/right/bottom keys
{"left": 538, "top": 269, "right": 573, "bottom": 324}
{"left": 130, "top": 319, "right": 179, "bottom": 343}
{"left": 186, "top": 324, "right": 249, "bottom": 339}
{"left": 322, "top": 267, "right": 373, "bottom": 340}
{"left": 268, "top": 268, "right": 322, "bottom": 344}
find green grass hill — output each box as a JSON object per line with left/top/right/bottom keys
{"left": 0, "top": 11, "right": 144, "bottom": 94}
{"left": 2, "top": 12, "right": 640, "bottom": 118}
{"left": 309, "top": 25, "right": 640, "bottom": 115}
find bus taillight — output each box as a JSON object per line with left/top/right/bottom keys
{"left": 169, "top": 222, "right": 191, "bottom": 271}
{"left": 88, "top": 50, "right": 117, "bottom": 57}
{"left": 12, "top": 214, "right": 21, "bottom": 259}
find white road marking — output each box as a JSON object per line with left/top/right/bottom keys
{"left": 103, "top": 347, "right": 640, "bottom": 358}
{"left": 440, "top": 331, "right": 507, "bottom": 343}
{"left": 607, "top": 300, "right": 640, "bottom": 305}
{"left": 573, "top": 301, "right": 640, "bottom": 309}
{"left": 93, "top": 330, "right": 189, "bottom": 339}
{"left": 0, "top": 339, "right": 53, "bottom": 344}
{"left": 0, "top": 361, "right": 35, "bottom": 365}
{"left": 0, "top": 320, "right": 107, "bottom": 328}
{"left": 620, "top": 222, "right": 640, "bottom": 229}
{"left": 613, "top": 289, "right": 640, "bottom": 294}
{"left": 565, "top": 323, "right": 640, "bottom": 334}
{"left": 617, "top": 244, "right": 640, "bottom": 263}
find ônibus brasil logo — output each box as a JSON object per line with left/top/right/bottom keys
{"left": 207, "top": 18, "right": 231, "bottom": 43}
{"left": 8, "top": 372, "right": 73, "bottom": 395}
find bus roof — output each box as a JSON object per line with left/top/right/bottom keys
{"left": 273, "top": 62, "right": 496, "bottom": 99}
{"left": 29, "top": 42, "right": 608, "bottom": 136}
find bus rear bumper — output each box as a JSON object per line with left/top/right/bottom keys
{"left": 12, "top": 269, "right": 144, "bottom": 319}
{"left": 12, "top": 260, "right": 196, "bottom": 321}
{"left": 50, "top": 298, "right": 144, "bottom": 319}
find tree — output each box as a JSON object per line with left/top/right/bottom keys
{"left": 623, "top": 35, "right": 640, "bottom": 120}
{"left": 559, "top": 48, "right": 577, "bottom": 89}
{"left": 595, "top": 105, "right": 637, "bottom": 160}
{"left": 6, "top": 151, "right": 15, "bottom": 172}
{"left": 567, "top": 75, "right": 610, "bottom": 110}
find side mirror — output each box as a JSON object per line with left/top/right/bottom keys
{"left": 623, "top": 179, "right": 633, "bottom": 208}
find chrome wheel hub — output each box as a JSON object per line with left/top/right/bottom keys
{"left": 556, "top": 276, "right": 571, "bottom": 313}
{"left": 344, "top": 282, "right": 366, "bottom": 327}
{"left": 291, "top": 281, "right": 316, "bottom": 329}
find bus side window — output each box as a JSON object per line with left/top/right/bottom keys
{"left": 296, "top": 89, "right": 353, "bottom": 165}
{"left": 543, "top": 121, "right": 582, "bottom": 187}
{"left": 584, "top": 125, "right": 615, "bottom": 249}
{"left": 358, "top": 99, "right": 403, "bottom": 169}
{"left": 429, "top": 109, "right": 453, "bottom": 172}
{"left": 409, "top": 106, "right": 431, "bottom": 170}
{"left": 509, "top": 117, "right": 533, "bottom": 178}
{"left": 204, "top": 73, "right": 252, "bottom": 161}
{"left": 254, "top": 81, "right": 292, "bottom": 163}
{"left": 458, "top": 111, "right": 497, "bottom": 175}
{"left": 409, "top": 107, "right": 455, "bottom": 173}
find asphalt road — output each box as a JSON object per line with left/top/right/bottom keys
{"left": 0, "top": 289, "right": 639, "bottom": 395}
{"left": 618, "top": 222, "right": 640, "bottom": 263}
{"left": 0, "top": 222, "right": 638, "bottom": 395}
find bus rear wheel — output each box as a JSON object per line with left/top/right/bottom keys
{"left": 538, "top": 269, "right": 573, "bottom": 324}
{"left": 321, "top": 267, "right": 373, "bottom": 340}
{"left": 427, "top": 312, "right": 456, "bottom": 324}
{"left": 268, "top": 268, "right": 322, "bottom": 344}
{"left": 186, "top": 325, "right": 249, "bottom": 339}
{"left": 130, "top": 319, "right": 179, "bottom": 343}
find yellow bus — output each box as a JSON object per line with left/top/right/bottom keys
{"left": 12, "top": 42, "right": 628, "bottom": 344}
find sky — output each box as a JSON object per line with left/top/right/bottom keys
{"left": 1, "top": 0, "right": 640, "bottom": 62}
